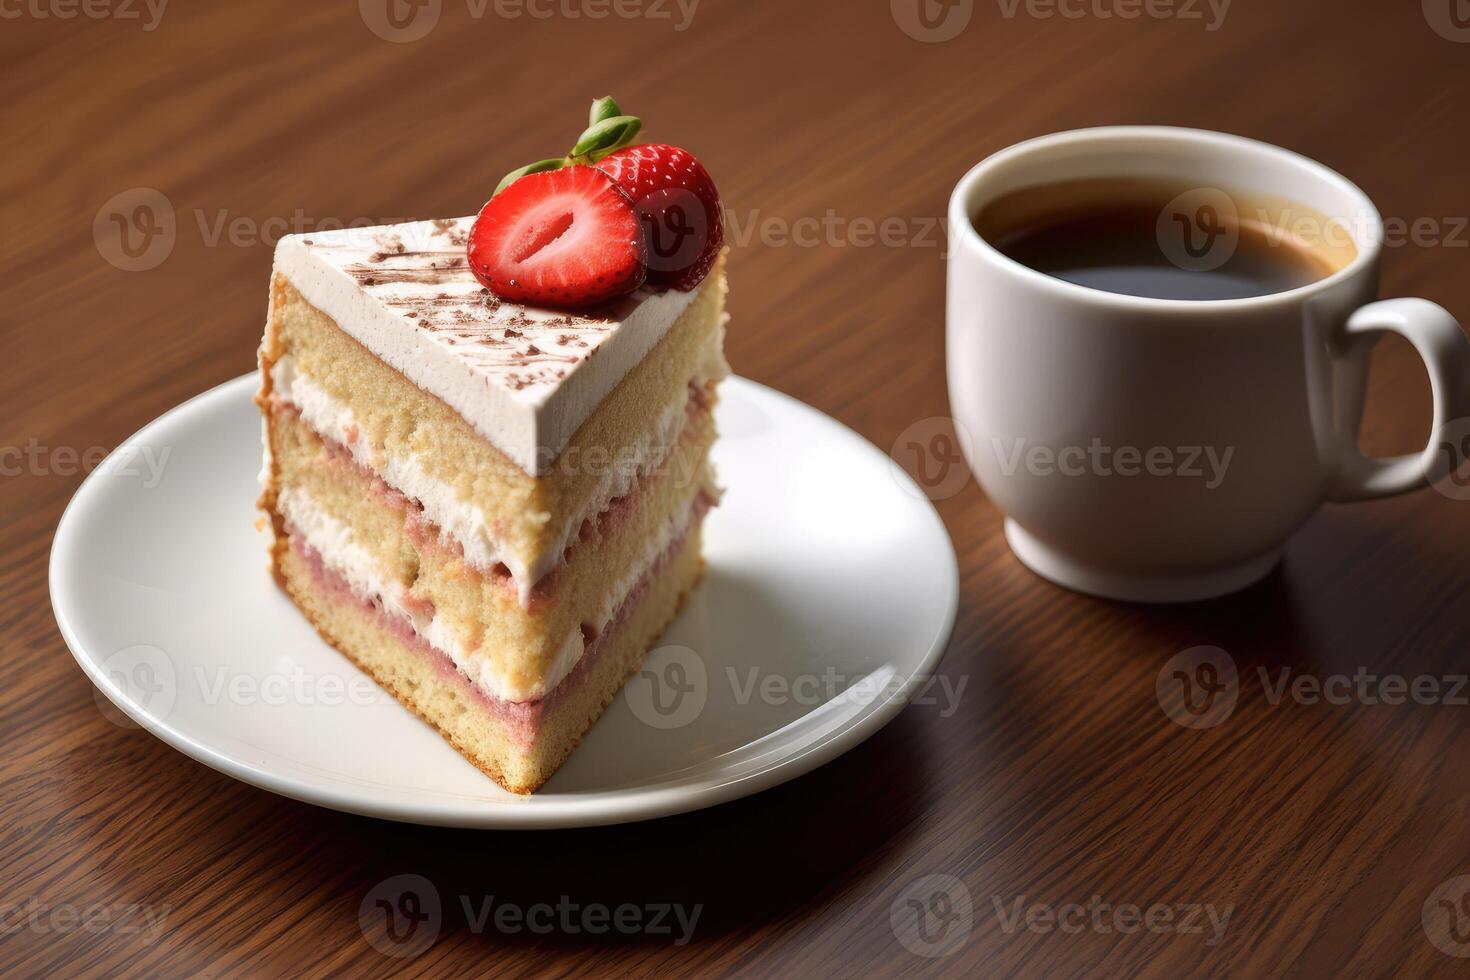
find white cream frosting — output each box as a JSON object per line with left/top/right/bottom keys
{"left": 278, "top": 480, "right": 704, "bottom": 704}
{"left": 272, "top": 217, "right": 700, "bottom": 476}
{"left": 270, "top": 355, "right": 697, "bottom": 605}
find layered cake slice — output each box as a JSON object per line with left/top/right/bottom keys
{"left": 256, "top": 98, "right": 727, "bottom": 793}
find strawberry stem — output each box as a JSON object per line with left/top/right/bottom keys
{"left": 569, "top": 115, "right": 642, "bottom": 162}
{"left": 588, "top": 96, "right": 621, "bottom": 126}
{"left": 493, "top": 97, "right": 643, "bottom": 197}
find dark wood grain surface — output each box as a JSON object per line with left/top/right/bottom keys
{"left": 7, "top": 1, "right": 1470, "bottom": 975}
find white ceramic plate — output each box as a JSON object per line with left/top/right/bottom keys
{"left": 50, "top": 374, "right": 957, "bottom": 829}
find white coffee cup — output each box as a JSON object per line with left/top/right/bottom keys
{"left": 946, "top": 127, "right": 1470, "bottom": 602}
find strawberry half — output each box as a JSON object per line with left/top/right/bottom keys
{"left": 467, "top": 166, "right": 647, "bottom": 309}
{"left": 597, "top": 144, "right": 723, "bottom": 291}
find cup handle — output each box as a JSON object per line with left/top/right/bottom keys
{"left": 1326, "top": 298, "right": 1470, "bottom": 502}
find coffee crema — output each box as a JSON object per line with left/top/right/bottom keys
{"left": 974, "top": 177, "right": 1359, "bottom": 301}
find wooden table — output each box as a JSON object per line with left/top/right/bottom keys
{"left": 7, "top": 1, "right": 1470, "bottom": 975}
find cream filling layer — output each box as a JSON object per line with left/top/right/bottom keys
{"left": 269, "top": 354, "right": 699, "bottom": 607}
{"left": 277, "top": 480, "right": 707, "bottom": 703}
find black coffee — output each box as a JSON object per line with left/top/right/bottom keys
{"left": 975, "top": 178, "right": 1355, "bottom": 301}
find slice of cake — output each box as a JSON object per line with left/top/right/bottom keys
{"left": 256, "top": 98, "right": 727, "bottom": 793}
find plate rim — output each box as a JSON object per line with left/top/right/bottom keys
{"left": 50, "top": 372, "right": 959, "bottom": 829}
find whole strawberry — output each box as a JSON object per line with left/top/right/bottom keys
{"left": 597, "top": 144, "right": 723, "bottom": 291}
